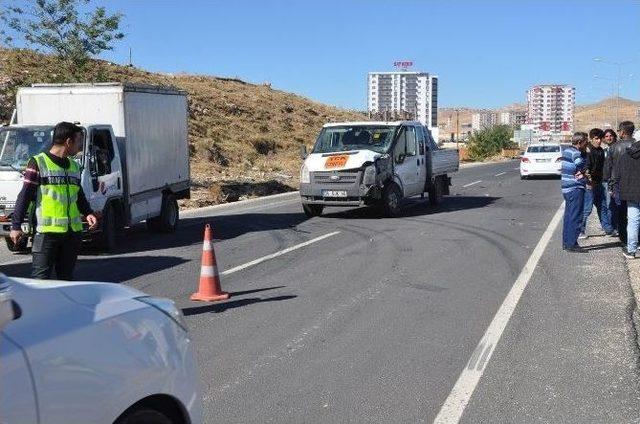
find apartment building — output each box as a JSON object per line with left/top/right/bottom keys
{"left": 471, "top": 111, "right": 497, "bottom": 131}
{"left": 500, "top": 111, "right": 527, "bottom": 126}
{"left": 526, "top": 85, "right": 575, "bottom": 135}
{"left": 368, "top": 71, "right": 439, "bottom": 140}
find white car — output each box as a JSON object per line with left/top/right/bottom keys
{"left": 520, "top": 144, "right": 563, "bottom": 179}
{"left": 0, "top": 274, "right": 203, "bottom": 424}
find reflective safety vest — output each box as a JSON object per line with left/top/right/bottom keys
{"left": 33, "top": 153, "right": 83, "bottom": 233}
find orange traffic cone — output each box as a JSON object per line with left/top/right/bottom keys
{"left": 190, "top": 224, "right": 229, "bottom": 302}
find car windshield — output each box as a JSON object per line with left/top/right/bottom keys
{"left": 312, "top": 125, "right": 397, "bottom": 154}
{"left": 527, "top": 145, "right": 560, "bottom": 153}
{"left": 0, "top": 127, "right": 54, "bottom": 170}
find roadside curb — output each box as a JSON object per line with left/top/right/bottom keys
{"left": 180, "top": 191, "right": 299, "bottom": 216}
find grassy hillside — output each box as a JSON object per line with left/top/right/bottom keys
{"left": 0, "top": 48, "right": 365, "bottom": 207}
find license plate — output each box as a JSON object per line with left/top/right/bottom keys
{"left": 536, "top": 158, "right": 551, "bottom": 163}
{"left": 325, "top": 155, "right": 348, "bottom": 169}
{"left": 323, "top": 190, "right": 347, "bottom": 198}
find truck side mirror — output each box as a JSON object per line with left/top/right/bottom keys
{"left": 299, "top": 145, "right": 308, "bottom": 160}
{"left": 395, "top": 153, "right": 405, "bottom": 164}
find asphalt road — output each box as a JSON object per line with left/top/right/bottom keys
{"left": 2, "top": 160, "right": 639, "bottom": 423}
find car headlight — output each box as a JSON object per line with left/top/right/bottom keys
{"left": 300, "top": 164, "right": 310, "bottom": 184}
{"left": 362, "top": 165, "right": 376, "bottom": 185}
{"left": 137, "top": 296, "right": 188, "bottom": 332}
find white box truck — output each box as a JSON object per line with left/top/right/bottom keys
{"left": 299, "top": 121, "right": 459, "bottom": 217}
{"left": 0, "top": 83, "right": 190, "bottom": 251}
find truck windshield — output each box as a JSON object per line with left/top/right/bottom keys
{"left": 0, "top": 127, "right": 54, "bottom": 171}
{"left": 312, "top": 126, "right": 397, "bottom": 154}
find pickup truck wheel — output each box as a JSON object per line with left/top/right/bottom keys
{"left": 382, "top": 183, "right": 402, "bottom": 217}
{"left": 98, "top": 204, "right": 118, "bottom": 252}
{"left": 5, "top": 236, "right": 29, "bottom": 253}
{"left": 428, "top": 176, "right": 444, "bottom": 206}
{"left": 155, "top": 194, "right": 179, "bottom": 233}
{"left": 302, "top": 203, "right": 323, "bottom": 217}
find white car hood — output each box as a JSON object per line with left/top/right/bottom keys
{"left": 305, "top": 149, "right": 381, "bottom": 172}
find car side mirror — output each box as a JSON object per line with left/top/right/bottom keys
{"left": 299, "top": 145, "right": 308, "bottom": 160}
{"left": 396, "top": 153, "right": 405, "bottom": 164}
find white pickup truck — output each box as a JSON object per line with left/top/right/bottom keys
{"left": 300, "top": 121, "right": 459, "bottom": 217}
{"left": 0, "top": 83, "right": 190, "bottom": 252}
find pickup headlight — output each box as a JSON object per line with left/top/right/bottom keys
{"left": 137, "top": 296, "right": 188, "bottom": 332}
{"left": 300, "top": 164, "right": 310, "bottom": 184}
{"left": 362, "top": 165, "right": 376, "bottom": 185}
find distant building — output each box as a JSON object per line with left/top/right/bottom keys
{"left": 471, "top": 111, "right": 497, "bottom": 131}
{"left": 500, "top": 111, "right": 527, "bottom": 126}
{"left": 526, "top": 85, "right": 575, "bottom": 136}
{"left": 368, "top": 71, "right": 439, "bottom": 140}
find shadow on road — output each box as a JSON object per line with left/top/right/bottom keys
{"left": 0, "top": 255, "right": 188, "bottom": 282}
{"left": 522, "top": 175, "right": 561, "bottom": 180}
{"left": 321, "top": 195, "right": 500, "bottom": 220}
{"left": 182, "top": 295, "right": 296, "bottom": 316}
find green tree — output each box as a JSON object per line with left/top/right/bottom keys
{"left": 467, "top": 125, "right": 516, "bottom": 160}
{"left": 3, "top": 0, "right": 124, "bottom": 69}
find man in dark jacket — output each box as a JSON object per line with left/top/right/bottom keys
{"left": 608, "top": 121, "right": 635, "bottom": 243}
{"left": 580, "top": 128, "right": 613, "bottom": 237}
{"left": 613, "top": 121, "right": 638, "bottom": 258}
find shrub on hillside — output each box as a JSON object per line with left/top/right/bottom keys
{"left": 467, "top": 125, "right": 516, "bottom": 160}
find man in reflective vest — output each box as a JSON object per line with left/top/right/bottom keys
{"left": 10, "top": 122, "right": 98, "bottom": 280}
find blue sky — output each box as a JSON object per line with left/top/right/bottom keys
{"left": 9, "top": 0, "right": 640, "bottom": 109}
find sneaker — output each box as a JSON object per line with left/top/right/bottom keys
{"left": 621, "top": 248, "right": 636, "bottom": 259}
{"left": 606, "top": 230, "right": 619, "bottom": 237}
{"left": 578, "top": 233, "right": 588, "bottom": 240}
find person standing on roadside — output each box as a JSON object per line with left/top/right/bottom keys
{"left": 608, "top": 121, "right": 636, "bottom": 244}
{"left": 579, "top": 128, "right": 614, "bottom": 238}
{"left": 613, "top": 121, "right": 640, "bottom": 259}
{"left": 10, "top": 122, "right": 99, "bottom": 280}
{"left": 561, "top": 132, "right": 589, "bottom": 252}
{"left": 602, "top": 128, "right": 618, "bottom": 235}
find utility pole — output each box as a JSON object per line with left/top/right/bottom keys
{"left": 594, "top": 58, "right": 633, "bottom": 129}
{"left": 455, "top": 109, "right": 460, "bottom": 149}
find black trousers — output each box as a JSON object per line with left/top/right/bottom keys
{"left": 31, "top": 232, "right": 81, "bottom": 280}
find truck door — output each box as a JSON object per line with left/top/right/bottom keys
{"left": 84, "top": 127, "right": 123, "bottom": 213}
{"left": 393, "top": 126, "right": 420, "bottom": 196}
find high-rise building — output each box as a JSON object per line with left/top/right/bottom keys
{"left": 472, "top": 111, "right": 498, "bottom": 131}
{"left": 526, "top": 85, "right": 575, "bottom": 136}
{"left": 500, "top": 111, "right": 527, "bottom": 126}
{"left": 368, "top": 71, "right": 439, "bottom": 140}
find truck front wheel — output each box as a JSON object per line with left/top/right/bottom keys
{"left": 98, "top": 203, "right": 119, "bottom": 252}
{"left": 302, "top": 203, "right": 323, "bottom": 217}
{"left": 382, "top": 183, "right": 402, "bottom": 217}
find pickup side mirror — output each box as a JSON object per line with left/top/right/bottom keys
{"left": 299, "top": 145, "right": 308, "bottom": 160}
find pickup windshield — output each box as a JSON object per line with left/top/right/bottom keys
{"left": 0, "top": 127, "right": 54, "bottom": 170}
{"left": 312, "top": 125, "right": 397, "bottom": 154}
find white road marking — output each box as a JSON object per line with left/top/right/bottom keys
{"left": 433, "top": 202, "right": 565, "bottom": 424}
{"left": 220, "top": 231, "right": 340, "bottom": 276}
{"left": 494, "top": 172, "right": 506, "bottom": 177}
{"left": 513, "top": 167, "right": 520, "bottom": 170}
{"left": 462, "top": 180, "right": 482, "bottom": 188}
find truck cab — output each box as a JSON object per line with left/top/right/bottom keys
{"left": 300, "top": 121, "right": 459, "bottom": 217}
{"left": 0, "top": 123, "right": 123, "bottom": 251}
